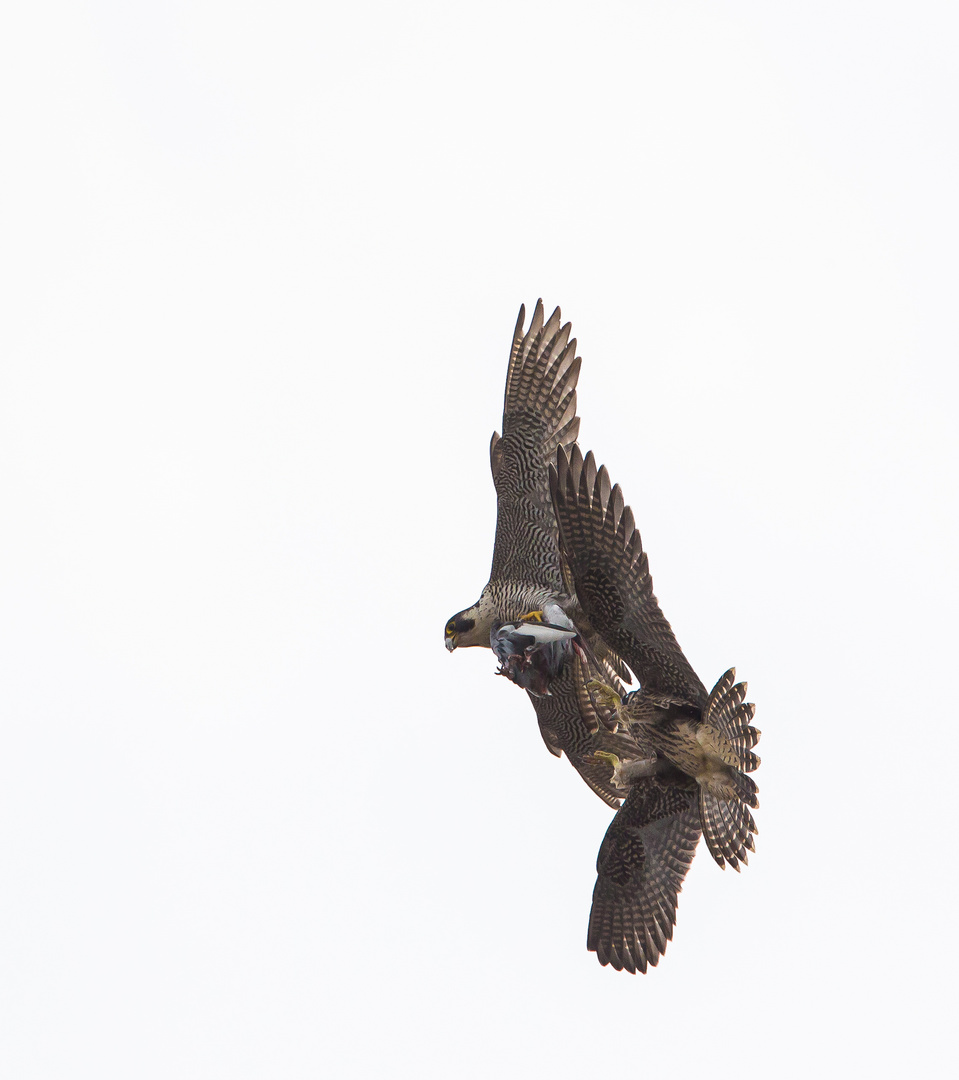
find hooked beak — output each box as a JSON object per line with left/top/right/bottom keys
{"left": 445, "top": 634, "right": 457, "bottom": 652}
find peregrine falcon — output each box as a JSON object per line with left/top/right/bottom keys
{"left": 444, "top": 302, "right": 760, "bottom": 972}
{"left": 550, "top": 445, "right": 761, "bottom": 873}
{"left": 444, "top": 301, "right": 639, "bottom": 808}
{"left": 550, "top": 444, "right": 761, "bottom": 972}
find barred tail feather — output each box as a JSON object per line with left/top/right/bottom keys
{"left": 698, "top": 669, "right": 762, "bottom": 869}
{"left": 700, "top": 789, "right": 757, "bottom": 871}
{"left": 703, "top": 671, "right": 762, "bottom": 778}
{"left": 729, "top": 770, "right": 760, "bottom": 809}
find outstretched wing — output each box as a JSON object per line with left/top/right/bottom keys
{"left": 528, "top": 655, "right": 639, "bottom": 809}
{"left": 588, "top": 773, "right": 701, "bottom": 973}
{"left": 550, "top": 446, "right": 708, "bottom": 707}
{"left": 487, "top": 301, "right": 581, "bottom": 595}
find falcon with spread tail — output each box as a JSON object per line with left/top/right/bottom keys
{"left": 549, "top": 445, "right": 760, "bottom": 972}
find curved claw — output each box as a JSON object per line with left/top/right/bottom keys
{"left": 586, "top": 679, "right": 623, "bottom": 710}
{"left": 586, "top": 680, "right": 630, "bottom": 733}
{"left": 590, "top": 749, "right": 622, "bottom": 769}
{"left": 589, "top": 750, "right": 626, "bottom": 790}
{"left": 589, "top": 749, "right": 659, "bottom": 789}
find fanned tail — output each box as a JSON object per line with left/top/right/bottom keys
{"left": 698, "top": 668, "right": 761, "bottom": 870}
{"left": 699, "top": 790, "right": 757, "bottom": 872}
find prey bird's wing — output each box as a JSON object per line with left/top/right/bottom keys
{"left": 487, "top": 301, "right": 582, "bottom": 595}
{"left": 550, "top": 446, "right": 708, "bottom": 707}
{"left": 588, "top": 773, "right": 701, "bottom": 973}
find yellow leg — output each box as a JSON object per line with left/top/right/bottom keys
{"left": 586, "top": 679, "right": 622, "bottom": 710}
{"left": 586, "top": 679, "right": 629, "bottom": 731}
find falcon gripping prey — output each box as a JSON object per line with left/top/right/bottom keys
{"left": 444, "top": 301, "right": 761, "bottom": 973}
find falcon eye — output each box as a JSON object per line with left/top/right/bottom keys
{"left": 445, "top": 620, "right": 455, "bottom": 636}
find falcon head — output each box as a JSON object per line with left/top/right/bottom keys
{"left": 444, "top": 610, "right": 477, "bottom": 651}
{"left": 445, "top": 592, "right": 500, "bottom": 651}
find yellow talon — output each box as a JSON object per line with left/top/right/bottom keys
{"left": 590, "top": 749, "right": 621, "bottom": 768}
{"left": 591, "top": 748, "right": 657, "bottom": 788}
{"left": 590, "top": 749, "right": 632, "bottom": 790}
{"left": 521, "top": 610, "right": 545, "bottom": 623}
{"left": 586, "top": 680, "right": 630, "bottom": 732}
{"left": 586, "top": 679, "right": 623, "bottom": 710}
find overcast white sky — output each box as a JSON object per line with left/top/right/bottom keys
{"left": 2, "top": 2, "right": 957, "bottom": 1077}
